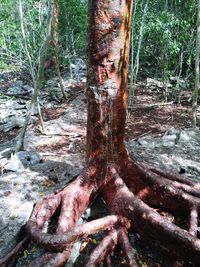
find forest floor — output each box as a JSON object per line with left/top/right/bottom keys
{"left": 0, "top": 76, "right": 194, "bottom": 145}
{"left": 0, "top": 70, "right": 199, "bottom": 266}
{"left": 126, "top": 85, "right": 192, "bottom": 140}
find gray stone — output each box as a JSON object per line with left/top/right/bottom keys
{"left": 164, "top": 127, "right": 179, "bottom": 136}
{"left": 46, "top": 78, "right": 58, "bottom": 87}
{"left": 16, "top": 151, "right": 41, "bottom": 166}
{"left": 4, "top": 153, "right": 25, "bottom": 172}
{"left": 0, "top": 115, "right": 25, "bottom": 132}
{"left": 4, "top": 151, "right": 41, "bottom": 172}
{"left": 162, "top": 134, "right": 176, "bottom": 146}
{"left": 170, "top": 76, "right": 189, "bottom": 89}
{"left": 0, "top": 97, "right": 38, "bottom": 132}
{"left": 127, "top": 128, "right": 200, "bottom": 183}
{"left": 7, "top": 82, "right": 33, "bottom": 95}
{"left": 146, "top": 77, "right": 172, "bottom": 89}
{"left": 22, "top": 84, "right": 34, "bottom": 94}
{"left": 70, "top": 58, "right": 86, "bottom": 80}
{"left": 179, "top": 130, "right": 193, "bottom": 142}
{"left": 137, "top": 136, "right": 158, "bottom": 149}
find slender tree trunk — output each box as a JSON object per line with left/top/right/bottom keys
{"left": 192, "top": 0, "right": 200, "bottom": 127}
{"left": 16, "top": 0, "right": 53, "bottom": 151}
{"left": 176, "top": 51, "right": 183, "bottom": 104}
{"left": 129, "top": 0, "right": 138, "bottom": 104}
{"left": 129, "top": 0, "right": 148, "bottom": 104}
{"left": 165, "top": 0, "right": 168, "bottom": 11}
{"left": 51, "top": 0, "right": 68, "bottom": 99}
{"left": 52, "top": 0, "right": 59, "bottom": 48}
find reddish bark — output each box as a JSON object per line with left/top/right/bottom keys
{"left": 1, "top": 0, "right": 200, "bottom": 266}
{"left": 44, "top": 0, "right": 59, "bottom": 71}
{"left": 52, "top": 0, "right": 59, "bottom": 48}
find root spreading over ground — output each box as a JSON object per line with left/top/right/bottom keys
{"left": 1, "top": 160, "right": 200, "bottom": 266}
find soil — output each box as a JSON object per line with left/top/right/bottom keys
{"left": 126, "top": 84, "right": 192, "bottom": 141}
{"left": 0, "top": 82, "right": 194, "bottom": 145}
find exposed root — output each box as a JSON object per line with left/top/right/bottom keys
{"left": 0, "top": 236, "right": 29, "bottom": 267}
{"left": 140, "top": 162, "right": 200, "bottom": 197}
{"left": 27, "top": 249, "right": 73, "bottom": 267}
{"left": 118, "top": 227, "right": 138, "bottom": 267}
{"left": 1, "top": 162, "right": 200, "bottom": 266}
{"left": 149, "top": 165, "right": 196, "bottom": 186}
{"left": 103, "top": 165, "right": 200, "bottom": 263}
{"left": 135, "top": 162, "right": 200, "bottom": 211}
{"left": 85, "top": 229, "right": 118, "bottom": 267}
{"left": 106, "top": 254, "right": 112, "bottom": 267}
{"left": 188, "top": 207, "right": 198, "bottom": 236}
{"left": 27, "top": 214, "right": 130, "bottom": 251}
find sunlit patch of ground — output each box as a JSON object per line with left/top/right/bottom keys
{"left": 126, "top": 86, "right": 193, "bottom": 140}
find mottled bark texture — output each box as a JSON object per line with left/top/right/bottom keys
{"left": 1, "top": 1, "right": 200, "bottom": 266}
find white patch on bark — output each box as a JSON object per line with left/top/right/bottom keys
{"left": 103, "top": 79, "right": 118, "bottom": 98}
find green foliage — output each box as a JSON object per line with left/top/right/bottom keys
{"left": 0, "top": 0, "right": 87, "bottom": 71}
{"left": 0, "top": 59, "right": 10, "bottom": 70}
{"left": 58, "top": 0, "right": 87, "bottom": 63}
{"left": 0, "top": 0, "right": 198, "bottom": 83}
{"left": 131, "top": 0, "right": 197, "bottom": 81}
{"left": 0, "top": 0, "right": 52, "bottom": 71}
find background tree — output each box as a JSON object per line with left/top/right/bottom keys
{"left": 192, "top": 0, "right": 200, "bottom": 127}
{"left": 49, "top": 0, "right": 68, "bottom": 100}
{"left": 16, "top": 0, "right": 53, "bottom": 151}
{"left": 129, "top": 0, "right": 148, "bottom": 104}
{"left": 128, "top": 0, "right": 197, "bottom": 104}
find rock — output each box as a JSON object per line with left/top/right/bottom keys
{"left": 17, "top": 151, "right": 41, "bottom": 166}
{"left": 146, "top": 77, "right": 172, "bottom": 89}
{"left": 22, "top": 84, "right": 34, "bottom": 94}
{"left": 170, "top": 76, "right": 189, "bottom": 89}
{"left": 4, "top": 151, "right": 41, "bottom": 172}
{"left": 46, "top": 78, "right": 71, "bottom": 101}
{"left": 70, "top": 58, "right": 86, "bottom": 80}
{"left": 46, "top": 78, "right": 58, "bottom": 87}
{"left": 178, "top": 130, "right": 191, "bottom": 142}
{"left": 0, "top": 171, "right": 36, "bottom": 258}
{"left": 0, "top": 115, "right": 25, "bottom": 132}
{"left": 0, "top": 98, "right": 38, "bottom": 132}
{"left": 137, "top": 136, "right": 159, "bottom": 149}
{"left": 7, "top": 82, "right": 33, "bottom": 95}
{"left": 4, "top": 155, "right": 24, "bottom": 172}
{"left": 32, "top": 160, "right": 80, "bottom": 185}
{"left": 164, "top": 127, "right": 179, "bottom": 136}
{"left": 127, "top": 128, "right": 200, "bottom": 183}
{"left": 162, "top": 134, "right": 176, "bottom": 147}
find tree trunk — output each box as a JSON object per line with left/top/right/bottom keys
{"left": 16, "top": 0, "right": 53, "bottom": 151}
{"left": 176, "top": 50, "right": 183, "bottom": 104}
{"left": 129, "top": 0, "right": 148, "bottom": 105}
{"left": 192, "top": 0, "right": 200, "bottom": 127}
{"left": 86, "top": 0, "right": 132, "bottom": 167}
{"left": 129, "top": 0, "right": 138, "bottom": 104}
{"left": 50, "top": 0, "right": 68, "bottom": 99}
{"left": 52, "top": 0, "right": 59, "bottom": 48}
{"left": 1, "top": 1, "right": 200, "bottom": 266}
